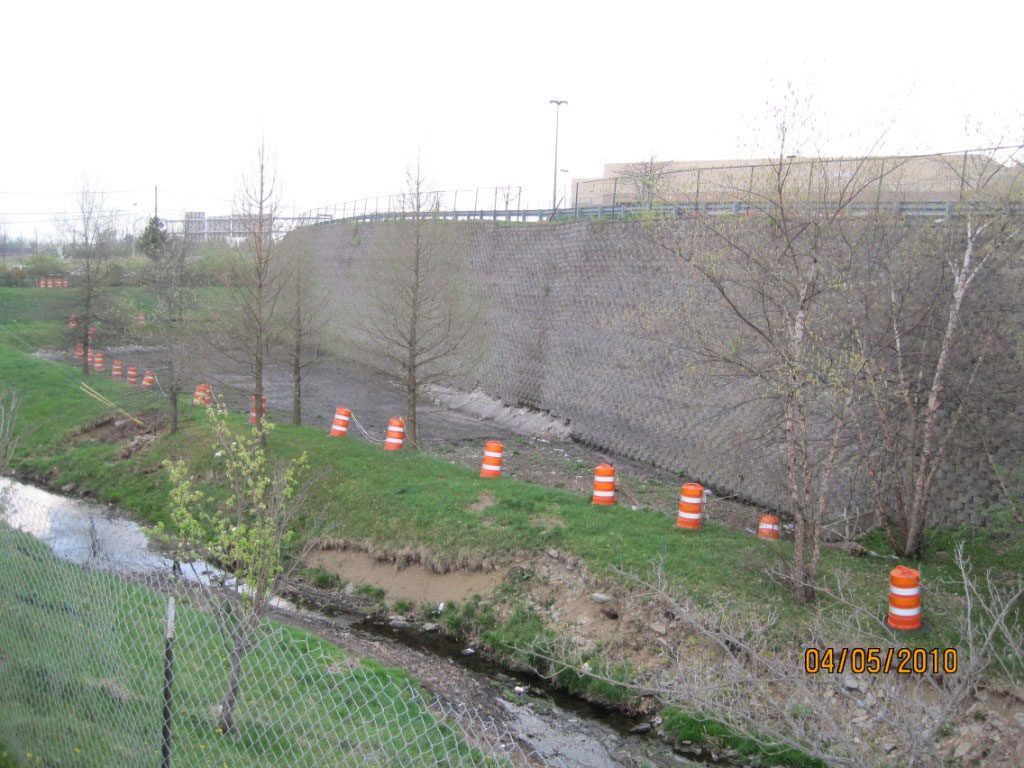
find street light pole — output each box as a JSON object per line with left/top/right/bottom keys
{"left": 549, "top": 99, "right": 567, "bottom": 213}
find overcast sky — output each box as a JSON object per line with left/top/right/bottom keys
{"left": 1, "top": 0, "right": 1022, "bottom": 238}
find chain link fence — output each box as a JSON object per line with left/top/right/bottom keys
{"left": 0, "top": 485, "right": 542, "bottom": 768}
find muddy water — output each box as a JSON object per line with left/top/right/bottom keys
{"left": 0, "top": 478, "right": 704, "bottom": 768}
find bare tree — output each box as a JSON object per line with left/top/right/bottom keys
{"left": 620, "top": 154, "right": 674, "bottom": 209}
{"left": 352, "top": 162, "right": 484, "bottom": 447}
{"left": 214, "top": 145, "right": 285, "bottom": 444}
{"left": 144, "top": 217, "right": 202, "bottom": 433}
{"left": 276, "top": 224, "right": 330, "bottom": 424}
{"left": 0, "top": 219, "right": 8, "bottom": 274}
{"left": 842, "top": 152, "right": 1024, "bottom": 556}
{"left": 62, "top": 182, "right": 118, "bottom": 377}
{"left": 646, "top": 122, "right": 904, "bottom": 599}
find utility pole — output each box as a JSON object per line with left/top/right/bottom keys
{"left": 154, "top": 185, "right": 159, "bottom": 218}
{"left": 549, "top": 100, "right": 567, "bottom": 213}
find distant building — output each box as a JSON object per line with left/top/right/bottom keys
{"left": 164, "top": 211, "right": 331, "bottom": 243}
{"left": 572, "top": 153, "right": 1024, "bottom": 208}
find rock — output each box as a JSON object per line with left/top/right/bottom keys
{"left": 953, "top": 741, "right": 971, "bottom": 759}
{"left": 590, "top": 592, "right": 613, "bottom": 604}
{"left": 842, "top": 674, "right": 863, "bottom": 692}
{"left": 420, "top": 623, "right": 439, "bottom": 632}
{"left": 344, "top": 583, "right": 355, "bottom": 595}
{"left": 387, "top": 616, "right": 412, "bottom": 629}
{"left": 546, "top": 549, "right": 560, "bottom": 560}
{"left": 461, "top": 647, "right": 476, "bottom": 656}
{"left": 629, "top": 722, "right": 653, "bottom": 734}
{"left": 650, "top": 622, "right": 667, "bottom": 636}
{"left": 61, "top": 483, "right": 76, "bottom": 493}
{"left": 513, "top": 685, "right": 528, "bottom": 695}
{"left": 883, "top": 742, "right": 897, "bottom": 754}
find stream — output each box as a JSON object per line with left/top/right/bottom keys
{"left": 0, "top": 478, "right": 706, "bottom": 768}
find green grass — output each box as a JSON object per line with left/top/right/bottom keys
{"left": 0, "top": 339, "right": 1016, "bottom": 653}
{"left": 0, "top": 744, "right": 18, "bottom": 768}
{"left": 299, "top": 566, "right": 345, "bottom": 590}
{"left": 0, "top": 286, "right": 227, "bottom": 351}
{"left": 660, "top": 707, "right": 826, "bottom": 768}
{"left": 0, "top": 523, "right": 515, "bottom": 768}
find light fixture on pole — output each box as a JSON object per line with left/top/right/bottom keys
{"left": 549, "top": 99, "right": 567, "bottom": 212}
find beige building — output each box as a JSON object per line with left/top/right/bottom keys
{"left": 572, "top": 153, "right": 1024, "bottom": 208}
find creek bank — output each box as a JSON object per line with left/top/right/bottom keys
{"left": 0, "top": 476, "right": 712, "bottom": 768}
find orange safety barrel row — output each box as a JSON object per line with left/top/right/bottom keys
{"left": 140, "top": 371, "right": 156, "bottom": 389}
{"left": 126, "top": 367, "right": 138, "bottom": 385}
{"left": 330, "top": 406, "right": 352, "bottom": 437}
{"left": 92, "top": 352, "right": 105, "bottom": 372}
{"left": 480, "top": 441, "right": 504, "bottom": 477}
{"left": 111, "top": 360, "right": 123, "bottom": 379}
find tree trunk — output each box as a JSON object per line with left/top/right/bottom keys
{"left": 292, "top": 309, "right": 302, "bottom": 425}
{"left": 217, "top": 632, "right": 246, "bottom": 735}
{"left": 406, "top": 366, "right": 417, "bottom": 448}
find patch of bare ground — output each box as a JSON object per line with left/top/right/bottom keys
{"left": 468, "top": 490, "right": 497, "bottom": 513}
{"left": 70, "top": 412, "right": 165, "bottom": 446}
{"left": 308, "top": 539, "right": 507, "bottom": 604}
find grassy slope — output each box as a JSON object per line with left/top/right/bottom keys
{"left": 4, "top": 287, "right": 1022, "bottom": 766}
{"left": 0, "top": 525, "right": 509, "bottom": 768}
{"left": 1, "top": 338, "right": 1012, "bottom": 652}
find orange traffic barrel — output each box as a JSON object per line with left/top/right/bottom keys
{"left": 37, "top": 278, "right": 44, "bottom": 288}
{"left": 592, "top": 464, "right": 616, "bottom": 505}
{"left": 111, "top": 360, "right": 123, "bottom": 379}
{"left": 384, "top": 417, "right": 405, "bottom": 450}
{"left": 92, "top": 352, "right": 105, "bottom": 372}
{"left": 757, "top": 514, "right": 780, "bottom": 540}
{"left": 249, "top": 395, "right": 267, "bottom": 424}
{"left": 140, "top": 370, "right": 156, "bottom": 389}
{"left": 329, "top": 406, "right": 352, "bottom": 437}
{"left": 86, "top": 349, "right": 95, "bottom": 366}
{"left": 886, "top": 566, "right": 922, "bottom": 631}
{"left": 192, "top": 384, "right": 212, "bottom": 406}
{"left": 68, "top": 315, "right": 78, "bottom": 330}
{"left": 126, "top": 366, "right": 138, "bottom": 385}
{"left": 480, "top": 440, "right": 504, "bottom": 477}
{"left": 74, "top": 343, "right": 84, "bottom": 359}
{"left": 676, "top": 482, "right": 704, "bottom": 530}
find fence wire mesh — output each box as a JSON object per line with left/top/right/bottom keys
{"left": 0, "top": 485, "right": 543, "bottom": 768}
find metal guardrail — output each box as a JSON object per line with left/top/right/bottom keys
{"left": 316, "top": 199, "right": 1020, "bottom": 226}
